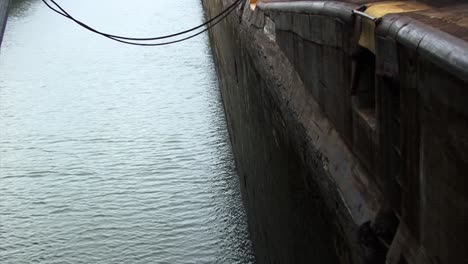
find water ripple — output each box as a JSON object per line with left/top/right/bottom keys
{"left": 0, "top": 0, "right": 255, "bottom": 263}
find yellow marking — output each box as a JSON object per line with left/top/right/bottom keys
{"left": 359, "top": 19, "right": 376, "bottom": 53}
{"left": 365, "top": 1, "right": 430, "bottom": 18}
{"left": 359, "top": 1, "right": 430, "bottom": 53}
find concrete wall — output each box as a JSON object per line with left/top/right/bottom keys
{"left": 204, "top": 0, "right": 468, "bottom": 263}
{"left": 204, "top": 1, "right": 379, "bottom": 263}
{"left": 377, "top": 16, "right": 468, "bottom": 263}
{"left": 0, "top": 0, "right": 9, "bottom": 46}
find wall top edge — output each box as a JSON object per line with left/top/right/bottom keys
{"left": 256, "top": 0, "right": 468, "bottom": 83}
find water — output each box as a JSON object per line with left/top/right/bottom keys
{"left": 0, "top": 0, "right": 255, "bottom": 263}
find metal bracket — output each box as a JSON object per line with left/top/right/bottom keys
{"left": 352, "top": 9, "right": 378, "bottom": 23}
{"left": 353, "top": 6, "right": 382, "bottom": 53}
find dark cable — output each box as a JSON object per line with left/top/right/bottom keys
{"left": 42, "top": 0, "right": 243, "bottom": 44}
{"left": 44, "top": 0, "right": 242, "bottom": 46}
{"left": 106, "top": 2, "right": 240, "bottom": 47}
{"left": 48, "top": 0, "right": 242, "bottom": 41}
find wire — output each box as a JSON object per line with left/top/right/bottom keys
{"left": 41, "top": 0, "right": 243, "bottom": 46}
{"left": 46, "top": 0, "right": 242, "bottom": 41}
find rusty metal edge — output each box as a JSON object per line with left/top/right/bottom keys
{"left": 0, "top": 0, "right": 10, "bottom": 47}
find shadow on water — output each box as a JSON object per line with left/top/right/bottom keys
{"left": 204, "top": 52, "right": 256, "bottom": 262}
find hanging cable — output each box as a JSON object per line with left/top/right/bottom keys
{"left": 44, "top": 0, "right": 242, "bottom": 41}
{"left": 41, "top": 0, "right": 243, "bottom": 46}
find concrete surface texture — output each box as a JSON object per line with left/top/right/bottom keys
{"left": 0, "top": 0, "right": 9, "bottom": 46}
{"left": 203, "top": 0, "right": 468, "bottom": 263}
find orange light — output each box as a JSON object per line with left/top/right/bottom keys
{"left": 250, "top": 0, "right": 256, "bottom": 10}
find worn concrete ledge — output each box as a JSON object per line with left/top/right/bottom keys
{"left": 387, "top": 15, "right": 468, "bottom": 83}
{"left": 258, "top": 1, "right": 357, "bottom": 23}
{"left": 259, "top": 1, "right": 468, "bottom": 82}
